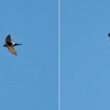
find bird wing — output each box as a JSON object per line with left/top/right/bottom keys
{"left": 5, "top": 34, "right": 12, "bottom": 45}
{"left": 7, "top": 46, "right": 17, "bottom": 56}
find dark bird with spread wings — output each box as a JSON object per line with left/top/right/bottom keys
{"left": 3, "top": 34, "right": 21, "bottom": 56}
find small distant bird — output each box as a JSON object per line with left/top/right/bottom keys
{"left": 3, "top": 34, "right": 21, "bottom": 56}
{"left": 108, "top": 33, "right": 110, "bottom": 37}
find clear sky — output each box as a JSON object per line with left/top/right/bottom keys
{"left": 61, "top": 0, "right": 110, "bottom": 110}
{"left": 0, "top": 0, "right": 58, "bottom": 110}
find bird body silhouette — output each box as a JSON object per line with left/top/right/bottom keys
{"left": 4, "top": 34, "right": 21, "bottom": 56}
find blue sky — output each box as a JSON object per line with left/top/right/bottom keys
{"left": 2, "top": 0, "right": 110, "bottom": 110}
{"left": 61, "top": 0, "right": 110, "bottom": 110}
{"left": 0, "top": 0, "right": 58, "bottom": 110}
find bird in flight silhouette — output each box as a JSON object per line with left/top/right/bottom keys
{"left": 108, "top": 32, "right": 110, "bottom": 38}
{"left": 3, "top": 34, "right": 21, "bottom": 56}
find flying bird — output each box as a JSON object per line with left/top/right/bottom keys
{"left": 3, "top": 34, "right": 21, "bottom": 56}
{"left": 108, "top": 33, "right": 110, "bottom": 37}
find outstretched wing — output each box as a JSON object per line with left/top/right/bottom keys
{"left": 7, "top": 46, "right": 17, "bottom": 56}
{"left": 5, "top": 34, "right": 12, "bottom": 45}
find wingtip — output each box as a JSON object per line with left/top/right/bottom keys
{"left": 14, "top": 53, "right": 17, "bottom": 56}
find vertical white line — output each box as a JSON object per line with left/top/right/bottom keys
{"left": 58, "top": 0, "right": 60, "bottom": 110}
